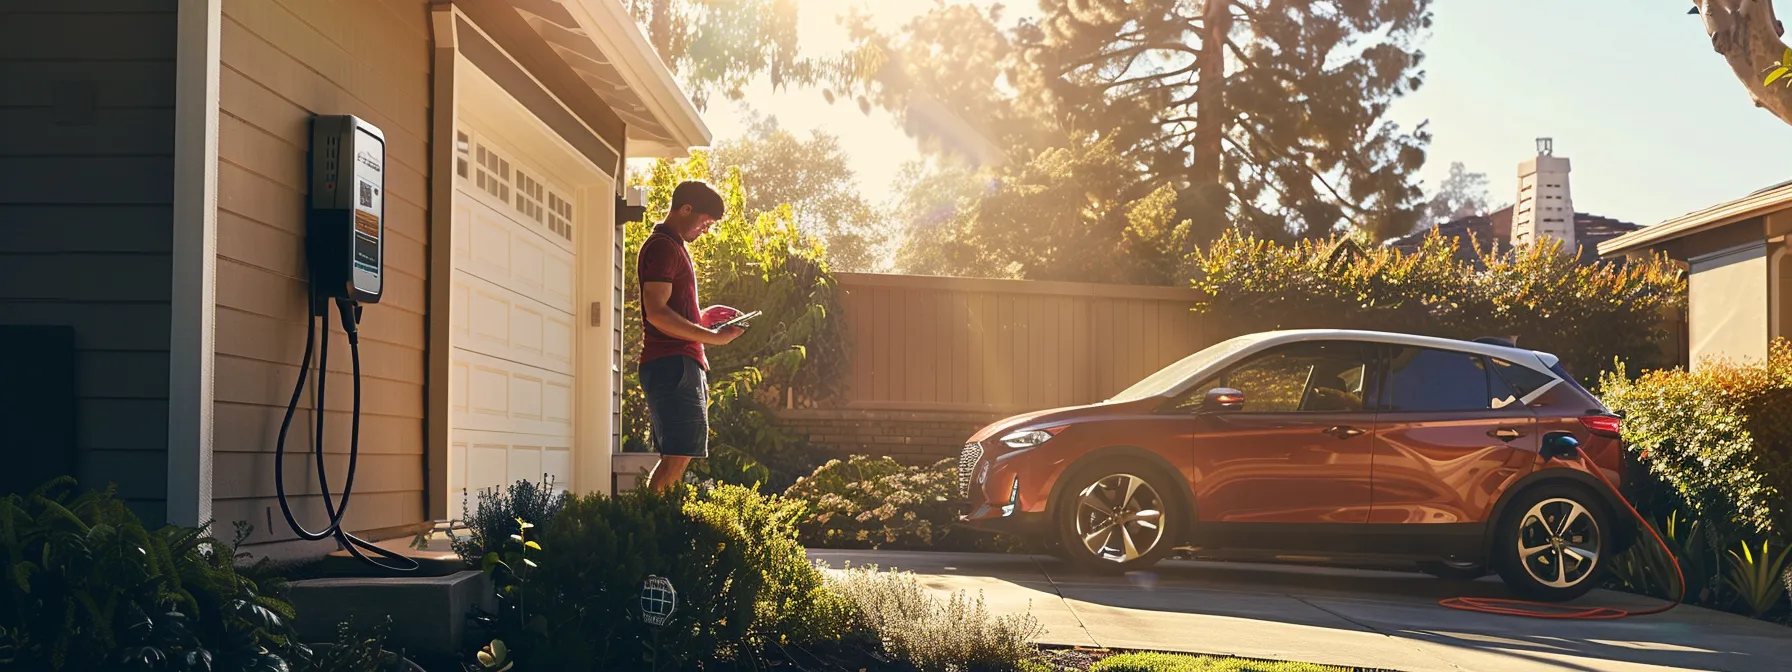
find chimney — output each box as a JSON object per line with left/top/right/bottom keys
{"left": 1510, "top": 138, "right": 1575, "bottom": 252}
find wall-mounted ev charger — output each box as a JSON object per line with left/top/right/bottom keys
{"left": 306, "top": 114, "right": 385, "bottom": 306}
{"left": 273, "top": 114, "right": 415, "bottom": 573}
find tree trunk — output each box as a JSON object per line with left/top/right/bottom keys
{"left": 1184, "top": 0, "right": 1234, "bottom": 254}
{"left": 1697, "top": 0, "right": 1792, "bottom": 126}
{"left": 1190, "top": 0, "right": 1232, "bottom": 185}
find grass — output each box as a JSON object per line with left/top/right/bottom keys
{"left": 1086, "top": 651, "right": 1352, "bottom": 672}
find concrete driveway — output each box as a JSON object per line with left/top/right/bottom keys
{"left": 810, "top": 550, "right": 1792, "bottom": 672}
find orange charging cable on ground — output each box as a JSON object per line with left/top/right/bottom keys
{"left": 1439, "top": 452, "right": 1684, "bottom": 620}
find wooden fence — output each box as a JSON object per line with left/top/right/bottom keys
{"left": 833, "top": 273, "right": 1217, "bottom": 414}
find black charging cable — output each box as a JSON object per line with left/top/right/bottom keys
{"left": 273, "top": 282, "right": 419, "bottom": 573}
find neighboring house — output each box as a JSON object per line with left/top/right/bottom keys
{"left": 1600, "top": 180, "right": 1792, "bottom": 370}
{"left": 1390, "top": 206, "right": 1642, "bottom": 266}
{"left": 0, "top": 0, "right": 708, "bottom": 560}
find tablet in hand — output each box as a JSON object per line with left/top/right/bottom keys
{"left": 712, "top": 310, "right": 762, "bottom": 330}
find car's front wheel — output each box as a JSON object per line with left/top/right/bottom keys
{"left": 1491, "top": 483, "right": 1613, "bottom": 602}
{"left": 1054, "top": 458, "right": 1180, "bottom": 574}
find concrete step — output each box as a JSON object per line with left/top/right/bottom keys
{"left": 287, "top": 569, "right": 495, "bottom": 662}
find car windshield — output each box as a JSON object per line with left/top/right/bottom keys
{"left": 1107, "top": 334, "right": 1265, "bottom": 403}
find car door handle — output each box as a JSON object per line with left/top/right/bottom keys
{"left": 1488, "top": 427, "right": 1524, "bottom": 441}
{"left": 1323, "top": 425, "right": 1366, "bottom": 440}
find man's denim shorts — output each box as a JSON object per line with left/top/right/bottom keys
{"left": 639, "top": 355, "right": 709, "bottom": 458}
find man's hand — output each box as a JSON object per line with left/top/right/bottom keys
{"left": 708, "top": 325, "right": 745, "bottom": 345}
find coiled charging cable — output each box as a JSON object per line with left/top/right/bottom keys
{"left": 274, "top": 287, "right": 418, "bottom": 573}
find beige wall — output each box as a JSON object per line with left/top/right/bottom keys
{"left": 0, "top": 0, "right": 179, "bottom": 524}
{"left": 834, "top": 273, "right": 1214, "bottom": 413}
{"left": 213, "top": 0, "right": 430, "bottom": 543}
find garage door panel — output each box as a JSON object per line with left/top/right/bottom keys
{"left": 455, "top": 192, "right": 575, "bottom": 316}
{"left": 449, "top": 125, "right": 583, "bottom": 507}
{"left": 545, "top": 256, "right": 573, "bottom": 311}
{"left": 513, "top": 237, "right": 545, "bottom": 293}
{"left": 450, "top": 347, "right": 573, "bottom": 437}
{"left": 454, "top": 269, "right": 574, "bottom": 375}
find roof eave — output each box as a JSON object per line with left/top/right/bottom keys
{"left": 564, "top": 0, "right": 711, "bottom": 158}
{"left": 1599, "top": 184, "right": 1792, "bottom": 257}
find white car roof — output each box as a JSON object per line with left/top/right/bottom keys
{"left": 1147, "top": 328, "right": 1566, "bottom": 404}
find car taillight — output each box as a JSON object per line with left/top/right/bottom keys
{"left": 1579, "top": 415, "right": 1622, "bottom": 439}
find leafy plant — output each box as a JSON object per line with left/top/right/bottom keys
{"left": 784, "top": 455, "right": 1031, "bottom": 552}
{"left": 1191, "top": 230, "right": 1687, "bottom": 384}
{"left": 450, "top": 476, "right": 567, "bottom": 566}
{"left": 0, "top": 477, "right": 301, "bottom": 671}
{"left": 296, "top": 615, "right": 409, "bottom": 672}
{"left": 822, "top": 561, "right": 1045, "bottom": 672}
{"left": 1723, "top": 539, "right": 1792, "bottom": 618}
{"left": 468, "top": 483, "right": 857, "bottom": 670}
{"left": 1599, "top": 340, "right": 1792, "bottom": 543}
{"left": 1607, "top": 510, "right": 1717, "bottom": 604}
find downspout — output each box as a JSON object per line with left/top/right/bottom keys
{"left": 167, "top": 0, "right": 221, "bottom": 528}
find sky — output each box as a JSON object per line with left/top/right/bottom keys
{"left": 688, "top": 0, "right": 1792, "bottom": 229}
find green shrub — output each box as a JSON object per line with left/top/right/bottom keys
{"left": 1089, "top": 651, "right": 1349, "bottom": 672}
{"left": 1598, "top": 340, "right": 1792, "bottom": 543}
{"left": 449, "top": 476, "right": 568, "bottom": 566}
{"left": 1191, "top": 230, "right": 1686, "bottom": 383}
{"left": 480, "top": 483, "right": 853, "bottom": 670}
{"left": 785, "top": 455, "right": 1031, "bottom": 552}
{"left": 0, "top": 478, "right": 300, "bottom": 671}
{"left": 822, "top": 561, "right": 1044, "bottom": 672}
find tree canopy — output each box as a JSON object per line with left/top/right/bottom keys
{"left": 707, "top": 114, "right": 890, "bottom": 272}
{"left": 855, "top": 0, "right": 1435, "bottom": 284}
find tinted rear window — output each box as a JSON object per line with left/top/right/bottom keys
{"left": 1491, "top": 358, "right": 1558, "bottom": 398}
{"left": 1384, "top": 347, "right": 1499, "bottom": 412}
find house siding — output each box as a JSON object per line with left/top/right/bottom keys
{"left": 214, "top": 0, "right": 431, "bottom": 544}
{"left": 0, "top": 1, "right": 179, "bottom": 524}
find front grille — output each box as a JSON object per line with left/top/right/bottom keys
{"left": 957, "top": 441, "right": 984, "bottom": 499}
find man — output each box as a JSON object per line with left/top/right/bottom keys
{"left": 637, "top": 180, "right": 744, "bottom": 492}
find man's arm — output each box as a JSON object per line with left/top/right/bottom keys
{"left": 642, "top": 281, "right": 741, "bottom": 345}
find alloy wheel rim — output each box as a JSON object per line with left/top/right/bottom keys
{"left": 1074, "top": 473, "right": 1165, "bottom": 563}
{"left": 1517, "top": 497, "right": 1601, "bottom": 589}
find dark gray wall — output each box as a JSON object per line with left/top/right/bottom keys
{"left": 0, "top": 0, "right": 177, "bottom": 525}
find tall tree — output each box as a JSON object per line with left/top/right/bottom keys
{"left": 849, "top": 0, "right": 1435, "bottom": 282}
{"left": 621, "top": 0, "right": 874, "bottom": 110}
{"left": 1425, "top": 161, "right": 1491, "bottom": 227}
{"left": 707, "top": 115, "right": 889, "bottom": 272}
{"left": 1693, "top": 0, "right": 1792, "bottom": 128}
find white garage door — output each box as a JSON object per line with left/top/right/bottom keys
{"left": 449, "top": 127, "right": 580, "bottom": 517}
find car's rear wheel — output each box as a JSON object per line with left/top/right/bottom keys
{"left": 1491, "top": 483, "right": 1612, "bottom": 602}
{"left": 1055, "top": 458, "right": 1181, "bottom": 574}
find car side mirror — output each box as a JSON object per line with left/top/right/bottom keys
{"left": 1203, "top": 388, "right": 1245, "bottom": 413}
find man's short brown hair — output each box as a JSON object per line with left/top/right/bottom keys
{"left": 670, "top": 180, "right": 725, "bottom": 219}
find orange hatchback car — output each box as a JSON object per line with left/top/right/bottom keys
{"left": 958, "top": 329, "right": 1632, "bottom": 601}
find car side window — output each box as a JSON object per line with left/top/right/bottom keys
{"left": 1383, "top": 347, "right": 1514, "bottom": 412}
{"left": 1490, "top": 357, "right": 1556, "bottom": 401}
{"left": 1193, "top": 342, "right": 1371, "bottom": 413}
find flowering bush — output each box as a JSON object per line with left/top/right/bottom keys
{"left": 784, "top": 455, "right": 1029, "bottom": 552}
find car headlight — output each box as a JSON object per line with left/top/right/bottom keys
{"left": 999, "top": 427, "right": 1063, "bottom": 449}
